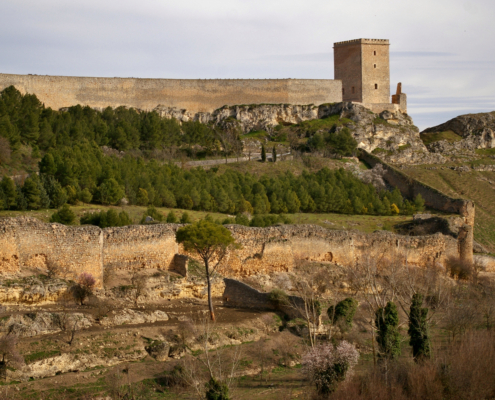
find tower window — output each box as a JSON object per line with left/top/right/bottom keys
{"left": 374, "top": 51, "right": 376, "bottom": 56}
{"left": 374, "top": 64, "right": 376, "bottom": 68}
{"left": 351, "top": 86, "right": 355, "bottom": 94}
{"left": 375, "top": 84, "right": 378, "bottom": 89}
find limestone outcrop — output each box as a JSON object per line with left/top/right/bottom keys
{"left": 422, "top": 111, "right": 495, "bottom": 153}
{"left": 154, "top": 102, "right": 442, "bottom": 165}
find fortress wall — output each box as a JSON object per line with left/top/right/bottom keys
{"left": 0, "top": 219, "right": 460, "bottom": 285}
{"left": 360, "top": 151, "right": 475, "bottom": 226}
{"left": 0, "top": 217, "right": 103, "bottom": 284}
{"left": 0, "top": 74, "right": 342, "bottom": 113}
{"left": 102, "top": 224, "right": 178, "bottom": 272}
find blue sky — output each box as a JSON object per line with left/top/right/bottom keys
{"left": 1, "top": 0, "right": 494, "bottom": 130}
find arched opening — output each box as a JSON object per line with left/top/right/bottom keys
{"left": 374, "top": 64, "right": 376, "bottom": 68}
{"left": 375, "top": 84, "right": 378, "bottom": 90}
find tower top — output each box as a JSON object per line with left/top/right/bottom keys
{"left": 334, "top": 39, "right": 389, "bottom": 47}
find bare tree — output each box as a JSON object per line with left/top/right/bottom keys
{"left": 0, "top": 334, "right": 24, "bottom": 380}
{"left": 180, "top": 317, "right": 241, "bottom": 400}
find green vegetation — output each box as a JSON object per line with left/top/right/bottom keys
{"left": 49, "top": 204, "right": 77, "bottom": 225}
{"left": 420, "top": 130, "right": 463, "bottom": 146}
{"left": 327, "top": 297, "right": 358, "bottom": 331}
{"left": 408, "top": 293, "right": 431, "bottom": 361}
{"left": 375, "top": 301, "right": 402, "bottom": 360}
{"left": 24, "top": 349, "right": 61, "bottom": 363}
{"left": 176, "top": 220, "right": 238, "bottom": 321}
{"left": 80, "top": 209, "right": 132, "bottom": 228}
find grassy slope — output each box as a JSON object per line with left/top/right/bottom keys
{"left": 402, "top": 165, "right": 495, "bottom": 252}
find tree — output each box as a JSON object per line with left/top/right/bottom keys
{"left": 136, "top": 188, "right": 149, "bottom": 206}
{"left": 261, "top": 144, "right": 266, "bottom": 162}
{"left": 414, "top": 193, "right": 425, "bottom": 212}
{"left": 176, "top": 220, "right": 239, "bottom": 320}
{"left": 408, "top": 293, "right": 431, "bottom": 361}
{"left": 71, "top": 272, "right": 96, "bottom": 305}
{"left": 166, "top": 210, "right": 178, "bottom": 223}
{"left": 0, "top": 334, "right": 24, "bottom": 380}
{"left": 180, "top": 212, "right": 191, "bottom": 224}
{"left": 302, "top": 341, "right": 359, "bottom": 395}
{"left": 78, "top": 188, "right": 93, "bottom": 204}
{"left": 50, "top": 204, "right": 77, "bottom": 225}
{"left": 375, "top": 301, "right": 401, "bottom": 360}
{"left": 0, "top": 177, "right": 16, "bottom": 210}
{"left": 39, "top": 153, "right": 57, "bottom": 175}
{"left": 327, "top": 297, "right": 358, "bottom": 332}
{"left": 272, "top": 146, "right": 277, "bottom": 162}
{"left": 98, "top": 178, "right": 124, "bottom": 205}
{"left": 326, "top": 128, "right": 357, "bottom": 158}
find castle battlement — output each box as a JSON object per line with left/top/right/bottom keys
{"left": 334, "top": 38, "right": 390, "bottom": 47}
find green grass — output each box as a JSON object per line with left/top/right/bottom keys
{"left": 420, "top": 130, "right": 463, "bottom": 146}
{"left": 475, "top": 148, "right": 495, "bottom": 156}
{"left": 24, "top": 350, "right": 61, "bottom": 364}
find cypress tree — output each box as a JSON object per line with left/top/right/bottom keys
{"left": 408, "top": 293, "right": 431, "bottom": 361}
{"left": 327, "top": 297, "right": 358, "bottom": 331}
{"left": 272, "top": 146, "right": 277, "bottom": 162}
{"left": 375, "top": 301, "right": 401, "bottom": 360}
{"left": 261, "top": 144, "right": 266, "bottom": 162}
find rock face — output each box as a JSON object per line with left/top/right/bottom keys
{"left": 154, "top": 102, "right": 442, "bottom": 165}
{"left": 422, "top": 111, "right": 495, "bottom": 153}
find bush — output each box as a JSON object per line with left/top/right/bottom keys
{"left": 71, "top": 272, "right": 96, "bottom": 305}
{"left": 302, "top": 341, "right": 359, "bottom": 394}
{"left": 50, "top": 204, "right": 77, "bottom": 225}
{"left": 80, "top": 209, "right": 132, "bottom": 228}
{"left": 328, "top": 297, "right": 358, "bottom": 331}
{"left": 180, "top": 212, "right": 191, "bottom": 224}
{"left": 205, "top": 377, "right": 230, "bottom": 400}
{"left": 140, "top": 205, "right": 164, "bottom": 223}
{"left": 166, "top": 210, "right": 177, "bottom": 223}
{"left": 268, "top": 288, "right": 289, "bottom": 309}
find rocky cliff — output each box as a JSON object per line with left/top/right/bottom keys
{"left": 154, "top": 102, "right": 442, "bottom": 165}
{"left": 422, "top": 111, "right": 495, "bottom": 153}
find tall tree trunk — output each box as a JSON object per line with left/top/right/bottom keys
{"left": 205, "top": 259, "right": 216, "bottom": 321}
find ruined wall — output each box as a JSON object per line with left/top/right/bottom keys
{"left": 102, "top": 224, "right": 178, "bottom": 272}
{"left": 360, "top": 151, "right": 475, "bottom": 226}
{"left": 0, "top": 218, "right": 460, "bottom": 284}
{"left": 222, "top": 278, "right": 304, "bottom": 319}
{"left": 223, "top": 225, "right": 458, "bottom": 273}
{"left": 0, "top": 217, "right": 103, "bottom": 285}
{"left": 0, "top": 74, "right": 342, "bottom": 113}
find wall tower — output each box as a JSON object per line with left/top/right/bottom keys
{"left": 334, "top": 39, "right": 390, "bottom": 104}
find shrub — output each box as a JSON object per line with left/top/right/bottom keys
{"left": 71, "top": 272, "right": 96, "bottom": 305}
{"left": 205, "top": 377, "right": 230, "bottom": 400}
{"left": 180, "top": 212, "right": 191, "bottom": 224}
{"left": 328, "top": 297, "right": 358, "bottom": 331}
{"left": 140, "top": 205, "right": 164, "bottom": 223}
{"left": 166, "top": 210, "right": 177, "bottom": 223}
{"left": 268, "top": 288, "right": 289, "bottom": 309}
{"left": 50, "top": 204, "right": 77, "bottom": 225}
{"left": 302, "top": 341, "right": 359, "bottom": 394}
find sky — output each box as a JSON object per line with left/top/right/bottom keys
{"left": 1, "top": 0, "right": 495, "bottom": 130}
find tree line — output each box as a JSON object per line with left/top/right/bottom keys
{"left": 0, "top": 86, "right": 425, "bottom": 217}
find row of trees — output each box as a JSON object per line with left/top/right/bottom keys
{"left": 0, "top": 163, "right": 425, "bottom": 217}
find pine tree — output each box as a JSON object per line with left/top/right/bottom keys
{"left": 166, "top": 210, "right": 178, "bottom": 223}
{"left": 408, "top": 293, "right": 431, "bottom": 361}
{"left": 1, "top": 176, "right": 17, "bottom": 209}
{"left": 22, "top": 176, "right": 41, "bottom": 210}
{"left": 375, "top": 301, "right": 401, "bottom": 360}
{"left": 50, "top": 204, "right": 77, "bottom": 225}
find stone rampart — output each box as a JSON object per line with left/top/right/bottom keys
{"left": 0, "top": 217, "right": 103, "bottom": 285}
{"left": 0, "top": 218, "right": 461, "bottom": 286}
{"left": 0, "top": 73, "right": 342, "bottom": 113}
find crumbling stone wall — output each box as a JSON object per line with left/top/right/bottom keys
{"left": 0, "top": 218, "right": 460, "bottom": 285}
{"left": 103, "top": 224, "right": 178, "bottom": 272}
{"left": 0, "top": 217, "right": 103, "bottom": 285}
{"left": 222, "top": 278, "right": 304, "bottom": 319}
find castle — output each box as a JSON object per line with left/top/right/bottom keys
{"left": 0, "top": 39, "right": 406, "bottom": 114}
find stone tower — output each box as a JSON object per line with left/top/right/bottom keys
{"left": 333, "top": 39, "right": 390, "bottom": 104}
